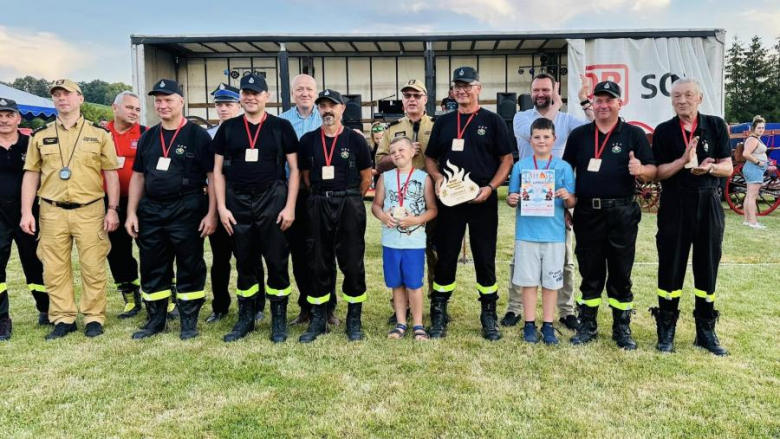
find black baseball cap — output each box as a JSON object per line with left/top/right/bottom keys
{"left": 315, "top": 89, "right": 345, "bottom": 105}
{"left": 0, "top": 98, "right": 19, "bottom": 113}
{"left": 452, "top": 66, "right": 479, "bottom": 83}
{"left": 593, "top": 81, "right": 621, "bottom": 98}
{"left": 149, "top": 79, "right": 184, "bottom": 96}
{"left": 240, "top": 74, "right": 268, "bottom": 93}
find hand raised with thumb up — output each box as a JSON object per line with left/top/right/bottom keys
{"left": 628, "top": 151, "right": 643, "bottom": 176}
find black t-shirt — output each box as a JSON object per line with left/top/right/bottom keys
{"left": 298, "top": 127, "right": 372, "bottom": 191}
{"left": 133, "top": 121, "right": 214, "bottom": 199}
{"left": 652, "top": 113, "right": 730, "bottom": 190}
{"left": 563, "top": 119, "right": 654, "bottom": 199}
{"left": 425, "top": 108, "right": 513, "bottom": 184}
{"left": 0, "top": 132, "right": 29, "bottom": 200}
{"left": 212, "top": 113, "right": 299, "bottom": 185}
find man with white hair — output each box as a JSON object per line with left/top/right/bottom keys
{"left": 651, "top": 78, "right": 732, "bottom": 356}
{"left": 106, "top": 91, "right": 147, "bottom": 318}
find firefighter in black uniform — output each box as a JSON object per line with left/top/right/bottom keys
{"left": 125, "top": 79, "right": 216, "bottom": 340}
{"left": 297, "top": 89, "right": 373, "bottom": 343}
{"left": 651, "top": 78, "right": 731, "bottom": 356}
{"left": 213, "top": 74, "right": 300, "bottom": 343}
{"left": 424, "top": 67, "right": 514, "bottom": 341}
{"left": 562, "top": 81, "right": 656, "bottom": 350}
{"left": 0, "top": 98, "right": 49, "bottom": 340}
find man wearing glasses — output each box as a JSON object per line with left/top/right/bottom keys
{"left": 374, "top": 79, "right": 436, "bottom": 325}
{"left": 425, "top": 67, "right": 514, "bottom": 340}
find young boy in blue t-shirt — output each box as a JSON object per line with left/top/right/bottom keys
{"left": 507, "top": 118, "right": 576, "bottom": 344}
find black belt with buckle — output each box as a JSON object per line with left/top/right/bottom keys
{"left": 228, "top": 181, "right": 277, "bottom": 194}
{"left": 311, "top": 189, "right": 362, "bottom": 198}
{"left": 582, "top": 196, "right": 634, "bottom": 210}
{"left": 41, "top": 198, "right": 101, "bottom": 210}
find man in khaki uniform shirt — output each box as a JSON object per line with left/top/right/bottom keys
{"left": 374, "top": 79, "right": 436, "bottom": 324}
{"left": 21, "top": 79, "right": 120, "bottom": 340}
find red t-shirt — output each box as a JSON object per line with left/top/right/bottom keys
{"left": 106, "top": 121, "right": 144, "bottom": 196}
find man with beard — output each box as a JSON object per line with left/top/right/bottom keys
{"left": 424, "top": 67, "right": 514, "bottom": 341}
{"left": 650, "top": 78, "right": 732, "bottom": 356}
{"left": 297, "top": 89, "right": 372, "bottom": 343}
{"left": 279, "top": 74, "right": 340, "bottom": 326}
{"left": 0, "top": 98, "right": 49, "bottom": 340}
{"left": 125, "top": 79, "right": 216, "bottom": 340}
{"left": 502, "top": 73, "right": 593, "bottom": 331}
{"left": 212, "top": 73, "right": 299, "bottom": 343}
{"left": 563, "top": 81, "right": 656, "bottom": 350}
{"left": 22, "top": 79, "right": 120, "bottom": 340}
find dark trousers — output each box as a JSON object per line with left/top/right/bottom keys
{"left": 432, "top": 194, "right": 498, "bottom": 299}
{"left": 656, "top": 187, "right": 724, "bottom": 306}
{"left": 229, "top": 183, "right": 290, "bottom": 303}
{"left": 287, "top": 189, "right": 336, "bottom": 311}
{"left": 305, "top": 193, "right": 366, "bottom": 304}
{"left": 137, "top": 193, "right": 207, "bottom": 302}
{"left": 0, "top": 198, "right": 47, "bottom": 315}
{"left": 106, "top": 196, "right": 139, "bottom": 292}
{"left": 573, "top": 201, "right": 640, "bottom": 309}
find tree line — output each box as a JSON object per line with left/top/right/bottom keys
{"left": 725, "top": 35, "right": 780, "bottom": 124}
{"left": 1, "top": 76, "right": 132, "bottom": 107}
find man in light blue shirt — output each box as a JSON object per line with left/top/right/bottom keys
{"left": 503, "top": 73, "right": 593, "bottom": 330}
{"left": 279, "top": 74, "right": 339, "bottom": 326}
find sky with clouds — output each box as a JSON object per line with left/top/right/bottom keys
{"left": 1, "top": 0, "right": 778, "bottom": 83}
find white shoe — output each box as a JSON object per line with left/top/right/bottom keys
{"left": 749, "top": 222, "right": 767, "bottom": 229}
{"left": 742, "top": 221, "right": 750, "bottom": 226}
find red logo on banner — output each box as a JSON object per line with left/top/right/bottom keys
{"left": 585, "top": 64, "right": 629, "bottom": 106}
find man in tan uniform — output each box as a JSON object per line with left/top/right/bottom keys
{"left": 21, "top": 79, "right": 120, "bottom": 340}
{"left": 374, "top": 79, "right": 436, "bottom": 324}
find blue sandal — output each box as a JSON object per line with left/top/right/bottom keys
{"left": 388, "top": 323, "right": 407, "bottom": 339}
{"left": 412, "top": 325, "right": 429, "bottom": 340}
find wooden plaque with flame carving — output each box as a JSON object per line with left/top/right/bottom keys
{"left": 438, "top": 160, "right": 480, "bottom": 206}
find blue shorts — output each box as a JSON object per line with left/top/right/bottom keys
{"left": 382, "top": 246, "right": 425, "bottom": 289}
{"left": 743, "top": 161, "right": 768, "bottom": 184}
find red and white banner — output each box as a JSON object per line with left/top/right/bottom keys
{"left": 567, "top": 36, "right": 725, "bottom": 135}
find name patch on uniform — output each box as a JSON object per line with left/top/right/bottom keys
{"left": 83, "top": 137, "right": 99, "bottom": 142}
{"left": 43, "top": 138, "right": 58, "bottom": 145}
{"left": 394, "top": 131, "right": 407, "bottom": 138}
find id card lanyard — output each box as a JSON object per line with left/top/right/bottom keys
{"left": 588, "top": 122, "right": 616, "bottom": 172}
{"left": 452, "top": 108, "right": 479, "bottom": 152}
{"left": 54, "top": 116, "right": 86, "bottom": 180}
{"left": 157, "top": 117, "right": 185, "bottom": 171}
{"left": 320, "top": 126, "right": 343, "bottom": 180}
{"left": 244, "top": 112, "right": 267, "bottom": 162}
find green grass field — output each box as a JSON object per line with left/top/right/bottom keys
{"left": 1, "top": 190, "right": 778, "bottom": 438}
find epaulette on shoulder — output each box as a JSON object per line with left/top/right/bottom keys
{"left": 388, "top": 119, "right": 402, "bottom": 127}
{"left": 92, "top": 122, "right": 110, "bottom": 132}
{"left": 30, "top": 124, "right": 49, "bottom": 137}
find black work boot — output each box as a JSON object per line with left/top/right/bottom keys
{"left": 345, "top": 303, "right": 364, "bottom": 341}
{"left": 179, "top": 299, "right": 204, "bottom": 340}
{"left": 571, "top": 304, "right": 598, "bottom": 345}
{"left": 132, "top": 299, "right": 168, "bottom": 339}
{"left": 611, "top": 308, "right": 637, "bottom": 350}
{"left": 479, "top": 296, "right": 502, "bottom": 341}
{"left": 118, "top": 287, "right": 142, "bottom": 319}
{"left": 270, "top": 298, "right": 288, "bottom": 343}
{"left": 428, "top": 295, "right": 449, "bottom": 339}
{"left": 299, "top": 303, "right": 327, "bottom": 343}
{"left": 46, "top": 322, "right": 77, "bottom": 340}
{"left": 693, "top": 309, "right": 728, "bottom": 356}
{"left": 224, "top": 296, "right": 256, "bottom": 342}
{"left": 0, "top": 316, "right": 12, "bottom": 341}
{"left": 650, "top": 307, "right": 679, "bottom": 353}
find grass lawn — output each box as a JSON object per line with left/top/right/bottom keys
{"left": 0, "top": 189, "right": 778, "bottom": 438}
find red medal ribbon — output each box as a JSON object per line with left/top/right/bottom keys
{"left": 533, "top": 155, "right": 552, "bottom": 170}
{"left": 456, "top": 108, "right": 479, "bottom": 139}
{"left": 679, "top": 117, "right": 698, "bottom": 147}
{"left": 395, "top": 169, "right": 416, "bottom": 207}
{"left": 320, "top": 126, "right": 344, "bottom": 166}
{"left": 159, "top": 117, "right": 186, "bottom": 158}
{"left": 243, "top": 112, "right": 267, "bottom": 150}
{"left": 593, "top": 122, "right": 617, "bottom": 160}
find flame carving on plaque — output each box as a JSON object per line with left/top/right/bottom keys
{"left": 439, "top": 160, "right": 479, "bottom": 206}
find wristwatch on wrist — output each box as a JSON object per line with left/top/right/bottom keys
{"left": 580, "top": 99, "right": 591, "bottom": 106}
{"left": 108, "top": 205, "right": 119, "bottom": 212}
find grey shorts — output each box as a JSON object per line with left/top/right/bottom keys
{"left": 512, "top": 240, "right": 565, "bottom": 290}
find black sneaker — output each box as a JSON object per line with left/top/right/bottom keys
{"left": 500, "top": 312, "right": 521, "bottom": 327}
{"left": 45, "top": 322, "right": 77, "bottom": 340}
{"left": 0, "top": 317, "right": 12, "bottom": 341}
{"left": 559, "top": 315, "right": 579, "bottom": 331}
{"left": 84, "top": 322, "right": 104, "bottom": 338}
{"left": 206, "top": 311, "right": 227, "bottom": 323}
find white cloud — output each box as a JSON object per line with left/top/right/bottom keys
{"left": 0, "top": 26, "right": 95, "bottom": 81}
{"left": 733, "top": 8, "right": 780, "bottom": 44}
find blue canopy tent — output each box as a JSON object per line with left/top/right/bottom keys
{"left": 0, "top": 83, "right": 57, "bottom": 120}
